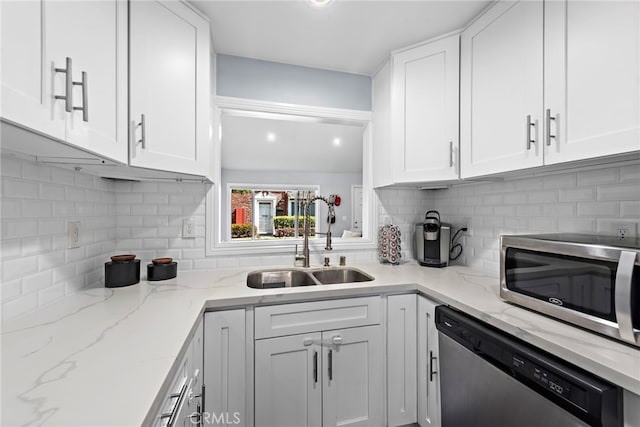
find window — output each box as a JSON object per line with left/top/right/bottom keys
{"left": 229, "top": 186, "right": 320, "bottom": 241}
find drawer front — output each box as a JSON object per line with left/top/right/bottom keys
{"left": 254, "top": 296, "right": 382, "bottom": 339}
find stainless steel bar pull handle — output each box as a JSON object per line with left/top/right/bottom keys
{"left": 449, "top": 141, "right": 454, "bottom": 168}
{"left": 54, "top": 57, "right": 73, "bottom": 112}
{"left": 313, "top": 351, "right": 318, "bottom": 384}
{"left": 526, "top": 115, "right": 536, "bottom": 150}
{"left": 138, "top": 114, "right": 146, "bottom": 149}
{"left": 73, "top": 71, "right": 88, "bottom": 122}
{"left": 545, "top": 108, "right": 556, "bottom": 146}
{"left": 328, "top": 349, "right": 333, "bottom": 380}
{"left": 614, "top": 251, "right": 637, "bottom": 343}
{"left": 429, "top": 351, "right": 438, "bottom": 382}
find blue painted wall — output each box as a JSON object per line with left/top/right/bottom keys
{"left": 217, "top": 54, "right": 372, "bottom": 111}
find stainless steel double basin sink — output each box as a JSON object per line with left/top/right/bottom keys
{"left": 247, "top": 267, "right": 374, "bottom": 289}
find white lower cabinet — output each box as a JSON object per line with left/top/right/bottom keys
{"left": 387, "top": 294, "right": 417, "bottom": 426}
{"left": 417, "top": 296, "right": 441, "bottom": 427}
{"left": 255, "top": 325, "right": 384, "bottom": 427}
{"left": 203, "top": 309, "right": 247, "bottom": 426}
{"left": 254, "top": 297, "right": 383, "bottom": 427}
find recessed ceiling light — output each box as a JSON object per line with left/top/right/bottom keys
{"left": 266, "top": 132, "right": 276, "bottom": 142}
{"left": 308, "top": 0, "right": 333, "bottom": 7}
{"left": 333, "top": 137, "right": 341, "bottom": 146}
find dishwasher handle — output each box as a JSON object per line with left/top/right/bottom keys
{"left": 429, "top": 351, "right": 437, "bottom": 382}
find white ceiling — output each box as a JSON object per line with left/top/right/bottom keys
{"left": 191, "top": 0, "right": 492, "bottom": 75}
{"left": 221, "top": 114, "right": 364, "bottom": 173}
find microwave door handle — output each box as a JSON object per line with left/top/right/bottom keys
{"left": 614, "top": 251, "right": 637, "bottom": 343}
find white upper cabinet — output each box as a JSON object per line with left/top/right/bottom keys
{"left": 460, "top": 0, "right": 544, "bottom": 178}
{"left": 1, "top": 0, "right": 128, "bottom": 163}
{"left": 392, "top": 34, "right": 460, "bottom": 183}
{"left": 129, "top": 0, "right": 211, "bottom": 176}
{"left": 461, "top": 0, "right": 640, "bottom": 178}
{"left": 372, "top": 34, "right": 460, "bottom": 187}
{"left": 544, "top": 1, "right": 640, "bottom": 164}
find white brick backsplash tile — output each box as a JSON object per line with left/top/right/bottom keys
{"left": 514, "top": 177, "right": 543, "bottom": 191}
{"left": 143, "top": 239, "right": 168, "bottom": 249}
{"left": 115, "top": 181, "right": 133, "bottom": 192}
{"left": 22, "top": 271, "right": 53, "bottom": 294}
{"left": 1, "top": 154, "right": 22, "bottom": 177}
{"left": 2, "top": 255, "right": 38, "bottom": 281}
{"left": 3, "top": 177, "right": 39, "bottom": 199}
{"left": 117, "top": 216, "right": 143, "bottom": 227}
{"left": 577, "top": 168, "right": 618, "bottom": 186}
{"left": 39, "top": 183, "right": 66, "bottom": 200}
{"left": 22, "top": 236, "right": 52, "bottom": 256}
{"left": 2, "top": 279, "right": 22, "bottom": 301}
{"left": 39, "top": 252, "right": 65, "bottom": 271}
{"left": 528, "top": 217, "right": 558, "bottom": 232}
{"left": 1, "top": 198, "right": 21, "bottom": 218}
{"left": 517, "top": 204, "right": 542, "bottom": 216}
{"left": 619, "top": 165, "right": 640, "bottom": 182}
{"left": 1, "top": 239, "right": 22, "bottom": 260}
{"left": 170, "top": 194, "right": 195, "bottom": 205}
{"left": 493, "top": 206, "right": 516, "bottom": 216}
{"left": 504, "top": 216, "right": 528, "bottom": 229}
{"left": 560, "top": 217, "right": 597, "bottom": 234}
{"left": 64, "top": 277, "right": 85, "bottom": 294}
{"left": 143, "top": 216, "right": 169, "bottom": 227}
{"left": 22, "top": 199, "right": 53, "bottom": 217}
{"left": 474, "top": 206, "right": 492, "bottom": 216}
{"left": 503, "top": 193, "right": 527, "bottom": 205}
{"left": 543, "top": 173, "right": 576, "bottom": 189}
{"left": 158, "top": 205, "right": 183, "bottom": 215}
{"left": 77, "top": 202, "right": 95, "bottom": 216}
{"left": 131, "top": 205, "right": 158, "bottom": 216}
{"left": 115, "top": 205, "right": 130, "bottom": 215}
{"left": 66, "top": 247, "right": 86, "bottom": 263}
{"left": 53, "top": 201, "right": 76, "bottom": 217}
{"left": 2, "top": 219, "right": 39, "bottom": 239}
{"left": 621, "top": 201, "right": 640, "bottom": 218}
{"left": 182, "top": 248, "right": 205, "bottom": 259}
{"left": 38, "top": 218, "right": 67, "bottom": 234}
{"left": 52, "top": 263, "right": 75, "bottom": 284}
{"left": 559, "top": 187, "right": 596, "bottom": 202}
{"left": 143, "top": 193, "right": 169, "bottom": 204}
{"left": 157, "top": 182, "right": 183, "bottom": 193}
{"left": 577, "top": 202, "right": 620, "bottom": 217}
{"left": 168, "top": 238, "right": 195, "bottom": 249}
{"left": 117, "top": 192, "right": 143, "bottom": 204}
{"left": 543, "top": 204, "right": 575, "bottom": 217}
{"left": 596, "top": 183, "right": 640, "bottom": 201}
{"left": 528, "top": 190, "right": 558, "bottom": 204}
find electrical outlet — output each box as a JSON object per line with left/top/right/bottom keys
{"left": 67, "top": 221, "right": 81, "bottom": 248}
{"left": 616, "top": 223, "right": 637, "bottom": 241}
{"left": 182, "top": 218, "right": 196, "bottom": 238}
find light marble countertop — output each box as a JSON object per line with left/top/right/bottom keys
{"left": 2, "top": 261, "right": 639, "bottom": 426}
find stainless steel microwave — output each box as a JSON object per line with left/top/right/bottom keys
{"left": 500, "top": 234, "right": 640, "bottom": 347}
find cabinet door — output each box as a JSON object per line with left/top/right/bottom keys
{"left": 130, "top": 0, "right": 211, "bottom": 175}
{"left": 255, "top": 333, "right": 322, "bottom": 427}
{"left": 1, "top": 1, "right": 65, "bottom": 140}
{"left": 417, "top": 296, "right": 440, "bottom": 427}
{"left": 387, "top": 294, "right": 417, "bottom": 426}
{"left": 460, "top": 0, "right": 544, "bottom": 178}
{"left": 372, "top": 60, "right": 393, "bottom": 188}
{"left": 322, "top": 326, "right": 383, "bottom": 427}
{"left": 204, "top": 310, "right": 246, "bottom": 427}
{"left": 544, "top": 1, "right": 640, "bottom": 164}
{"left": 49, "top": 0, "right": 128, "bottom": 163}
{"left": 392, "top": 34, "right": 460, "bottom": 183}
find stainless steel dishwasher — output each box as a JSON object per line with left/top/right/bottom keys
{"left": 435, "top": 306, "right": 621, "bottom": 427}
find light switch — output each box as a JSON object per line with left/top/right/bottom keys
{"left": 68, "top": 221, "right": 81, "bottom": 248}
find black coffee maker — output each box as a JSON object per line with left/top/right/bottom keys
{"left": 415, "top": 210, "right": 450, "bottom": 267}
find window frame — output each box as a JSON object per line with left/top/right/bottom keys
{"left": 205, "top": 96, "right": 378, "bottom": 256}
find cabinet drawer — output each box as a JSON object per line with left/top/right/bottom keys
{"left": 255, "top": 296, "right": 381, "bottom": 339}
